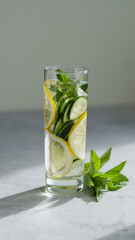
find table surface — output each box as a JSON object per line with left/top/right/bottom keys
{"left": 0, "top": 106, "right": 135, "bottom": 240}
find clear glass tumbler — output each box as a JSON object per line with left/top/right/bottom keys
{"left": 44, "top": 66, "right": 88, "bottom": 194}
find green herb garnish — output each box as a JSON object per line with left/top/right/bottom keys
{"left": 84, "top": 147, "right": 129, "bottom": 201}
{"left": 49, "top": 69, "right": 88, "bottom": 101}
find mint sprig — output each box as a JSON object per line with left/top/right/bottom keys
{"left": 84, "top": 148, "right": 129, "bottom": 201}
{"left": 56, "top": 69, "right": 78, "bottom": 98}
{"left": 49, "top": 69, "right": 88, "bottom": 102}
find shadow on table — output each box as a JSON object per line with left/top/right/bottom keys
{"left": 97, "top": 225, "right": 135, "bottom": 240}
{"left": 0, "top": 187, "right": 96, "bottom": 219}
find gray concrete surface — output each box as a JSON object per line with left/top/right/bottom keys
{"left": 0, "top": 107, "right": 135, "bottom": 240}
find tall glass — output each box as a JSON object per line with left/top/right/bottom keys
{"left": 44, "top": 66, "right": 88, "bottom": 194}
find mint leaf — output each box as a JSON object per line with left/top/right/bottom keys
{"left": 84, "top": 162, "right": 91, "bottom": 189}
{"left": 106, "top": 182, "right": 122, "bottom": 191}
{"left": 92, "top": 176, "right": 108, "bottom": 201}
{"left": 56, "top": 69, "right": 72, "bottom": 83}
{"left": 83, "top": 148, "right": 129, "bottom": 201}
{"left": 53, "top": 90, "right": 63, "bottom": 104}
{"left": 57, "top": 73, "right": 70, "bottom": 83}
{"left": 93, "top": 172, "right": 103, "bottom": 177}
{"left": 49, "top": 84, "right": 58, "bottom": 92}
{"left": 83, "top": 172, "right": 91, "bottom": 189}
{"left": 92, "top": 176, "right": 108, "bottom": 188}
{"left": 96, "top": 190, "right": 104, "bottom": 201}
{"left": 100, "top": 147, "right": 112, "bottom": 168}
{"left": 90, "top": 150, "right": 101, "bottom": 172}
{"left": 56, "top": 69, "right": 78, "bottom": 98}
{"left": 106, "top": 173, "right": 128, "bottom": 191}
{"left": 84, "top": 162, "right": 90, "bottom": 174}
{"left": 55, "top": 69, "right": 87, "bottom": 100}
{"left": 67, "top": 85, "right": 78, "bottom": 98}
{"left": 111, "top": 173, "right": 129, "bottom": 185}
{"left": 101, "top": 161, "right": 127, "bottom": 179}
{"left": 89, "top": 160, "right": 96, "bottom": 176}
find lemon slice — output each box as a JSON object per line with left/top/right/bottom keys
{"left": 44, "top": 83, "right": 56, "bottom": 130}
{"left": 68, "top": 112, "right": 87, "bottom": 160}
{"left": 47, "top": 131, "right": 73, "bottom": 178}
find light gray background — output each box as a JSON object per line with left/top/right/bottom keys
{"left": 0, "top": 0, "right": 135, "bottom": 111}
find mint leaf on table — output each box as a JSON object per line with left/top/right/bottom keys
{"left": 84, "top": 147, "right": 129, "bottom": 201}
{"left": 106, "top": 173, "right": 129, "bottom": 191}
{"left": 100, "top": 147, "right": 112, "bottom": 168}
{"left": 91, "top": 150, "right": 101, "bottom": 173}
{"left": 106, "top": 182, "right": 122, "bottom": 191}
{"left": 100, "top": 161, "right": 127, "bottom": 179}
{"left": 111, "top": 173, "right": 129, "bottom": 185}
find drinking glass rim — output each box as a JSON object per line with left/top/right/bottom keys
{"left": 44, "top": 65, "right": 88, "bottom": 74}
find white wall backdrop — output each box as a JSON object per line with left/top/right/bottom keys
{"left": 0, "top": 0, "right": 135, "bottom": 111}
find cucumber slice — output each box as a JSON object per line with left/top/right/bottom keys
{"left": 60, "top": 97, "right": 74, "bottom": 114}
{"left": 69, "top": 97, "right": 87, "bottom": 120}
{"left": 57, "top": 95, "right": 67, "bottom": 114}
{"left": 57, "top": 121, "right": 74, "bottom": 140}
{"left": 63, "top": 100, "right": 74, "bottom": 123}
{"left": 53, "top": 97, "right": 74, "bottom": 133}
{"left": 54, "top": 118, "right": 63, "bottom": 135}
{"left": 53, "top": 110, "right": 61, "bottom": 133}
{"left": 73, "top": 158, "right": 80, "bottom": 163}
{"left": 53, "top": 95, "right": 67, "bottom": 131}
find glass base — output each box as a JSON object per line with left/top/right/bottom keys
{"left": 45, "top": 174, "right": 83, "bottom": 195}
